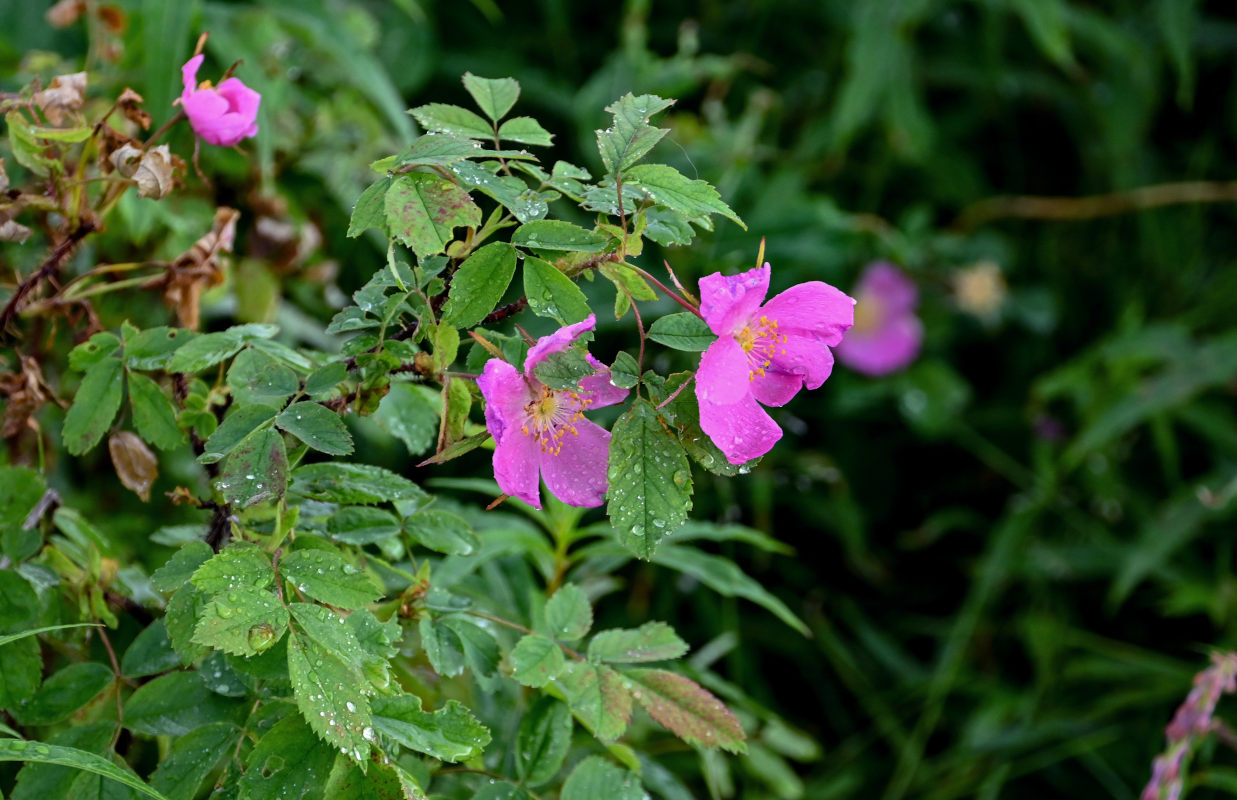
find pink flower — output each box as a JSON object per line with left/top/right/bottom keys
{"left": 695, "top": 263, "right": 854, "bottom": 465}
{"left": 179, "top": 54, "right": 260, "bottom": 147}
{"left": 834, "top": 261, "right": 922, "bottom": 376}
{"left": 476, "top": 314, "right": 628, "bottom": 509}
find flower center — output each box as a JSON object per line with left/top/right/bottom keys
{"left": 521, "top": 383, "right": 592, "bottom": 456}
{"left": 735, "top": 315, "right": 787, "bottom": 381}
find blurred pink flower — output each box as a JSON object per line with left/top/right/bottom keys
{"left": 835, "top": 261, "right": 923, "bottom": 376}
{"left": 476, "top": 314, "right": 628, "bottom": 509}
{"left": 695, "top": 263, "right": 853, "bottom": 465}
{"left": 179, "top": 54, "right": 260, "bottom": 147}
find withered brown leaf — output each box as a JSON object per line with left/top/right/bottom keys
{"left": 108, "top": 431, "right": 158, "bottom": 501}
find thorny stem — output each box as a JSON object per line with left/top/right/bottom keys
{"left": 655, "top": 372, "right": 695, "bottom": 410}
{"left": 631, "top": 264, "right": 702, "bottom": 318}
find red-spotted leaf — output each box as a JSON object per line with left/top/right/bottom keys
{"left": 622, "top": 668, "right": 746, "bottom": 753}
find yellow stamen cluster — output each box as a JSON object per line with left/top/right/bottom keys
{"left": 736, "top": 315, "right": 788, "bottom": 381}
{"left": 520, "top": 383, "right": 592, "bottom": 456}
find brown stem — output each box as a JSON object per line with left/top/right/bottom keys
{"left": 0, "top": 220, "right": 98, "bottom": 339}
{"left": 482, "top": 297, "right": 528, "bottom": 324}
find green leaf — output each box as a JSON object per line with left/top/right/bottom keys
{"left": 445, "top": 374, "right": 472, "bottom": 443}
{"left": 587, "top": 621, "right": 688, "bottom": 663}
{"left": 1010, "top": 0, "right": 1076, "bottom": 71}
{"left": 347, "top": 176, "right": 392, "bottom": 238}
{"left": 622, "top": 668, "right": 746, "bottom": 753}
{"left": 290, "top": 463, "right": 424, "bottom": 505}
{"left": 385, "top": 172, "right": 482, "bottom": 259}
{"left": 324, "top": 760, "right": 426, "bottom": 800}
{"left": 120, "top": 620, "right": 181, "bottom": 678}
{"left": 642, "top": 206, "right": 695, "bottom": 246}
{"left": 193, "top": 587, "right": 289, "bottom": 656}
{"left": 124, "top": 672, "right": 246, "bottom": 736}
{"left": 238, "top": 716, "right": 336, "bottom": 800}
{"left": 62, "top": 356, "right": 123, "bottom": 455}
{"left": 12, "top": 662, "right": 112, "bottom": 726}
{"left": 372, "top": 383, "right": 437, "bottom": 457}
{"left": 281, "top": 550, "right": 382, "bottom": 609}
{"left": 0, "top": 466, "right": 45, "bottom": 562}
{"left": 418, "top": 615, "right": 465, "bottom": 677}
{"left": 371, "top": 693, "right": 491, "bottom": 762}
{"left": 0, "top": 570, "right": 40, "bottom": 632}
{"left": 652, "top": 545, "right": 808, "bottom": 635}
{"left": 596, "top": 93, "right": 674, "bottom": 176}
{"left": 405, "top": 509, "right": 480, "bottom": 556}
{"left": 191, "top": 545, "right": 274, "bottom": 596}
{"left": 0, "top": 635, "right": 42, "bottom": 710}
{"left": 498, "top": 117, "right": 553, "bottom": 146}
{"left": 149, "top": 722, "right": 238, "bottom": 800}
{"left": 305, "top": 362, "right": 348, "bottom": 397}
{"left": 396, "top": 133, "right": 530, "bottom": 169}
{"left": 558, "top": 662, "right": 631, "bottom": 742}
{"left": 0, "top": 737, "right": 173, "bottom": 800}
{"left": 69, "top": 332, "right": 121, "bottom": 371}
{"left": 166, "top": 331, "right": 246, "bottom": 374}
{"left": 545, "top": 584, "right": 592, "bottom": 642}
{"left": 625, "top": 164, "right": 745, "bottom": 230}
{"left": 600, "top": 263, "right": 657, "bottom": 320}
{"left": 228, "top": 348, "right": 300, "bottom": 407}
{"left": 164, "top": 585, "right": 209, "bottom": 664}
{"left": 127, "top": 372, "right": 185, "bottom": 451}
{"left": 523, "top": 256, "right": 591, "bottom": 325}
{"left": 151, "top": 541, "right": 214, "bottom": 593}
{"left": 609, "top": 352, "right": 640, "bottom": 389}
{"left": 441, "top": 617, "right": 500, "bottom": 684}
{"left": 416, "top": 431, "right": 491, "bottom": 466}
{"left": 560, "top": 756, "right": 644, "bottom": 800}
{"left": 216, "top": 428, "right": 288, "bottom": 508}
{"left": 463, "top": 73, "right": 520, "bottom": 121}
{"left": 516, "top": 697, "right": 572, "bottom": 787}
{"left": 441, "top": 242, "right": 518, "bottom": 329}
{"left": 664, "top": 374, "right": 750, "bottom": 476}
{"left": 28, "top": 125, "right": 92, "bottom": 142}
{"left": 606, "top": 399, "right": 693, "bottom": 559}
{"left": 200, "top": 406, "right": 276, "bottom": 464}
{"left": 276, "top": 402, "right": 354, "bottom": 456}
{"left": 532, "top": 346, "right": 595, "bottom": 391}
{"left": 286, "top": 629, "right": 373, "bottom": 761}
{"left": 327, "top": 506, "right": 403, "bottom": 545}
{"left": 409, "top": 103, "right": 493, "bottom": 139}
{"left": 647, "top": 312, "right": 716, "bottom": 352}
{"left": 125, "top": 327, "right": 194, "bottom": 371}
{"left": 5, "top": 111, "right": 58, "bottom": 175}
{"left": 511, "top": 220, "right": 606, "bottom": 252}
{"left": 510, "top": 634, "right": 565, "bottom": 688}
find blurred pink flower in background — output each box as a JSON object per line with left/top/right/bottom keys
{"left": 835, "top": 261, "right": 923, "bottom": 376}
{"left": 695, "top": 263, "right": 853, "bottom": 465}
{"left": 179, "top": 54, "right": 260, "bottom": 147}
{"left": 476, "top": 314, "right": 628, "bottom": 509}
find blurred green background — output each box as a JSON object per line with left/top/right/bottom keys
{"left": 5, "top": 0, "right": 1237, "bottom": 797}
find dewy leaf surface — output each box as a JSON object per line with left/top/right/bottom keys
{"left": 276, "top": 402, "right": 355, "bottom": 456}
{"left": 370, "top": 693, "right": 491, "bottom": 762}
{"left": 624, "top": 164, "right": 746, "bottom": 230}
{"left": 238, "top": 716, "right": 336, "bottom": 800}
{"left": 286, "top": 625, "right": 373, "bottom": 762}
{"left": 440, "top": 242, "right": 518, "bottom": 329}
{"left": 587, "top": 621, "right": 688, "bottom": 664}
{"left": 385, "top": 172, "right": 481, "bottom": 259}
{"left": 557, "top": 662, "right": 631, "bottom": 742}
{"left": 0, "top": 737, "right": 173, "bottom": 800}
{"left": 606, "top": 399, "right": 693, "bottom": 559}
{"left": 290, "top": 462, "right": 425, "bottom": 505}
{"left": 280, "top": 550, "right": 383, "bottom": 609}
{"left": 623, "top": 667, "right": 746, "bottom": 753}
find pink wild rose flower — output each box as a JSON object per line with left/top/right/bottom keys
{"left": 476, "top": 314, "right": 628, "bottom": 509}
{"left": 179, "top": 54, "right": 260, "bottom": 147}
{"left": 695, "top": 263, "right": 854, "bottom": 465}
{"left": 834, "top": 261, "right": 923, "bottom": 376}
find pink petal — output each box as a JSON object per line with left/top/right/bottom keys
{"left": 540, "top": 418, "right": 611, "bottom": 507}
{"left": 182, "top": 89, "right": 228, "bottom": 121}
{"left": 492, "top": 428, "right": 543, "bottom": 508}
{"left": 578, "top": 354, "right": 629, "bottom": 409}
{"left": 760, "top": 281, "right": 855, "bottom": 347}
{"left": 696, "top": 337, "right": 751, "bottom": 407}
{"left": 698, "top": 390, "right": 782, "bottom": 465}
{"left": 524, "top": 314, "right": 596, "bottom": 373}
{"left": 835, "top": 313, "right": 922, "bottom": 376}
{"left": 855, "top": 262, "right": 918, "bottom": 316}
{"left": 476, "top": 359, "right": 532, "bottom": 443}
{"left": 215, "top": 77, "right": 261, "bottom": 118}
{"left": 699, "top": 263, "right": 769, "bottom": 336}
{"left": 193, "top": 113, "right": 257, "bottom": 147}
{"left": 766, "top": 329, "right": 837, "bottom": 391}
{"left": 181, "top": 54, "right": 204, "bottom": 98}
{"left": 750, "top": 368, "right": 804, "bottom": 407}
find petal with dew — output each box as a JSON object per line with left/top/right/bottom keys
{"left": 696, "top": 337, "right": 752, "bottom": 407}
{"left": 540, "top": 418, "right": 611, "bottom": 507}
{"left": 524, "top": 314, "right": 596, "bottom": 373}
{"left": 760, "top": 281, "right": 855, "bottom": 347}
{"left": 699, "top": 264, "right": 769, "bottom": 336}
{"left": 477, "top": 359, "right": 532, "bottom": 443}
{"left": 750, "top": 368, "right": 803, "bottom": 407}
{"left": 578, "top": 355, "right": 629, "bottom": 408}
{"left": 767, "top": 329, "right": 837, "bottom": 391}
{"left": 493, "top": 429, "right": 544, "bottom": 508}
{"left": 698, "top": 391, "right": 782, "bottom": 465}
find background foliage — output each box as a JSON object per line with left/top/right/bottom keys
{"left": 3, "top": 0, "right": 1237, "bottom": 798}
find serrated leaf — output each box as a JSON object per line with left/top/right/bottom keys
{"left": 216, "top": 429, "right": 288, "bottom": 508}
{"left": 228, "top": 348, "right": 299, "bottom": 407}
{"left": 441, "top": 617, "right": 500, "bottom": 684}
{"left": 449, "top": 160, "right": 548, "bottom": 223}
{"left": 69, "top": 332, "right": 121, "bottom": 371}
{"left": 191, "top": 545, "right": 274, "bottom": 596}
{"left": 625, "top": 164, "right": 745, "bottom": 230}
{"left": 0, "top": 737, "right": 173, "bottom": 800}
{"left": 560, "top": 756, "right": 644, "bottom": 800}
{"left": 348, "top": 176, "right": 392, "bottom": 238}
{"left": 305, "top": 362, "right": 348, "bottom": 397}
{"left": 441, "top": 242, "right": 518, "bottom": 329}
{"left": 410, "top": 103, "right": 492, "bottom": 139}
{"left": 276, "top": 402, "right": 354, "bottom": 456}
{"left": 120, "top": 620, "right": 181, "bottom": 679}
{"left": 532, "top": 346, "right": 595, "bottom": 391}
{"left": 0, "top": 571, "right": 39, "bottom": 632}
{"left": 396, "top": 133, "right": 527, "bottom": 169}
{"left": 125, "top": 327, "right": 194, "bottom": 370}
{"left": 406, "top": 509, "right": 480, "bottom": 556}
{"left": 647, "top": 312, "right": 716, "bottom": 352}
{"left": 418, "top": 615, "right": 465, "bottom": 677}
{"left": 511, "top": 220, "right": 606, "bottom": 252}
{"left": 599, "top": 263, "right": 656, "bottom": 320}
{"left": 149, "top": 722, "right": 237, "bottom": 800}
{"left": 587, "top": 621, "right": 687, "bottom": 663}
{"left": 290, "top": 463, "right": 424, "bottom": 505}
{"left": 516, "top": 697, "right": 572, "bottom": 787}
{"left": 164, "top": 585, "right": 209, "bottom": 664}
{"left": 124, "top": 672, "right": 246, "bottom": 736}
{"left": 193, "top": 588, "right": 289, "bottom": 657}
{"left": 463, "top": 73, "right": 520, "bottom": 121}
{"left": 523, "top": 256, "right": 591, "bottom": 325}
{"left": 127, "top": 372, "right": 185, "bottom": 450}
{"left": 510, "top": 634, "right": 565, "bottom": 688}
{"left": 498, "top": 116, "right": 553, "bottom": 146}
{"left": 327, "top": 506, "right": 403, "bottom": 545}
{"left": 558, "top": 662, "right": 631, "bottom": 742}
{"left": 151, "top": 541, "right": 213, "bottom": 593}
{"left": 325, "top": 760, "right": 426, "bottom": 800}
{"left": 12, "top": 662, "right": 113, "bottom": 726}
{"left": 609, "top": 352, "right": 640, "bottom": 389}
{"left": 385, "top": 172, "right": 482, "bottom": 259}
{"left": 165, "top": 331, "right": 245, "bottom": 374}
{"left": 62, "top": 356, "right": 123, "bottom": 455}
{"left": 372, "top": 383, "right": 437, "bottom": 457}
{"left": 286, "top": 626, "right": 372, "bottom": 761}
{"left": 596, "top": 93, "right": 674, "bottom": 176}
{"left": 282, "top": 550, "right": 382, "bottom": 609}
{"left": 623, "top": 668, "right": 746, "bottom": 752}
{"left": 642, "top": 206, "right": 695, "bottom": 246}
{"left": 545, "top": 584, "right": 592, "bottom": 642}
{"left": 606, "top": 399, "right": 692, "bottom": 559}
{"left": 199, "top": 406, "right": 277, "bottom": 464}
{"left": 238, "top": 716, "right": 336, "bottom": 800}
{"left": 371, "top": 693, "right": 491, "bottom": 762}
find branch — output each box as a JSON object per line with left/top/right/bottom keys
{"left": 0, "top": 220, "right": 97, "bottom": 338}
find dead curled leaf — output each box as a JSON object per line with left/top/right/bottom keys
{"left": 0, "top": 355, "right": 53, "bottom": 439}
{"left": 108, "top": 431, "right": 157, "bottom": 501}
{"left": 45, "top": 0, "right": 86, "bottom": 28}
{"left": 33, "top": 72, "right": 87, "bottom": 125}
{"left": 108, "top": 144, "right": 176, "bottom": 199}
{"left": 117, "top": 87, "right": 150, "bottom": 129}
{"left": 144, "top": 207, "right": 239, "bottom": 329}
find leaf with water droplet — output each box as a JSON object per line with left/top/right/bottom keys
{"left": 606, "top": 399, "right": 693, "bottom": 559}
{"left": 281, "top": 549, "right": 382, "bottom": 610}
{"left": 192, "top": 586, "right": 288, "bottom": 657}
{"left": 371, "top": 692, "right": 491, "bottom": 763}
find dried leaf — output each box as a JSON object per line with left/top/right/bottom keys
{"left": 33, "top": 72, "right": 87, "bottom": 125}
{"left": 0, "top": 219, "right": 32, "bottom": 243}
{"left": 152, "top": 207, "right": 239, "bottom": 329}
{"left": 0, "top": 157, "right": 9, "bottom": 193}
{"left": 109, "top": 430, "right": 158, "bottom": 501}
{"left": 45, "top": 0, "right": 86, "bottom": 27}
{"left": 109, "top": 143, "right": 142, "bottom": 177}
{"left": 0, "top": 356, "right": 51, "bottom": 438}
{"left": 133, "top": 145, "right": 175, "bottom": 199}
{"left": 117, "top": 88, "right": 151, "bottom": 130}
